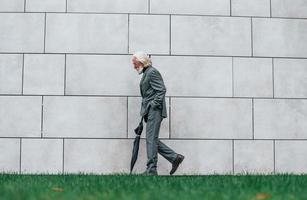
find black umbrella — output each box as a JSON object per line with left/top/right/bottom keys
{"left": 130, "top": 115, "right": 144, "bottom": 174}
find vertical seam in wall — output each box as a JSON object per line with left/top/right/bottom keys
{"left": 19, "top": 138, "right": 22, "bottom": 174}
{"left": 232, "top": 140, "right": 235, "bottom": 174}
{"left": 252, "top": 98, "right": 254, "bottom": 139}
{"left": 64, "top": 54, "right": 67, "bottom": 95}
{"left": 251, "top": 17, "right": 253, "bottom": 57}
{"left": 127, "top": 14, "right": 130, "bottom": 54}
{"left": 232, "top": 57, "right": 234, "bottom": 97}
{"left": 230, "top": 0, "right": 232, "bottom": 16}
{"left": 270, "top": 0, "right": 272, "bottom": 17}
{"left": 44, "top": 13, "right": 46, "bottom": 53}
{"left": 272, "top": 58, "right": 275, "bottom": 98}
{"left": 273, "top": 140, "right": 276, "bottom": 174}
{"left": 126, "top": 97, "right": 129, "bottom": 138}
{"left": 62, "top": 138, "right": 65, "bottom": 174}
{"left": 148, "top": 0, "right": 151, "bottom": 14}
{"left": 41, "top": 96, "right": 44, "bottom": 138}
{"left": 21, "top": 54, "right": 25, "bottom": 95}
{"left": 24, "top": 0, "right": 26, "bottom": 12}
{"left": 169, "top": 97, "right": 171, "bottom": 139}
{"left": 169, "top": 15, "right": 172, "bottom": 55}
{"left": 66, "top": 0, "right": 68, "bottom": 12}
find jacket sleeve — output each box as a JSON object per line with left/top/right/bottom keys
{"left": 148, "top": 70, "right": 166, "bottom": 109}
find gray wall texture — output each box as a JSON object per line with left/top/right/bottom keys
{"left": 0, "top": 0, "right": 307, "bottom": 175}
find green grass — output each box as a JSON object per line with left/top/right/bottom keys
{"left": 0, "top": 174, "right": 306, "bottom": 200}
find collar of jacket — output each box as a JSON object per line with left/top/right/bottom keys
{"left": 140, "top": 65, "right": 152, "bottom": 84}
{"left": 140, "top": 65, "right": 150, "bottom": 84}
{"left": 142, "top": 65, "right": 151, "bottom": 73}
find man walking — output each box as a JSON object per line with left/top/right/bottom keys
{"left": 132, "top": 52, "right": 185, "bottom": 176}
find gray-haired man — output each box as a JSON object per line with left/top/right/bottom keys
{"left": 132, "top": 52, "right": 184, "bottom": 176}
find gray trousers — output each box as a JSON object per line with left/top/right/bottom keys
{"left": 145, "top": 106, "right": 177, "bottom": 173}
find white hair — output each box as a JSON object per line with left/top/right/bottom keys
{"left": 132, "top": 52, "right": 152, "bottom": 67}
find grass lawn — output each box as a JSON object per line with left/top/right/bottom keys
{"left": 0, "top": 174, "right": 306, "bottom": 200}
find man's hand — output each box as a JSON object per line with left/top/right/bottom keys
{"left": 144, "top": 113, "right": 148, "bottom": 123}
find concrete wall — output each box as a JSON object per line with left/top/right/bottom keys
{"left": 0, "top": 0, "right": 307, "bottom": 175}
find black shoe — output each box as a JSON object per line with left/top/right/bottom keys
{"left": 170, "top": 154, "right": 184, "bottom": 175}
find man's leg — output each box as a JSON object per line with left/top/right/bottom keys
{"left": 158, "top": 140, "right": 178, "bottom": 163}
{"left": 145, "top": 107, "right": 162, "bottom": 174}
{"left": 156, "top": 119, "right": 184, "bottom": 175}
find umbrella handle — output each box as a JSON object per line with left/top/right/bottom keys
{"left": 141, "top": 115, "right": 144, "bottom": 123}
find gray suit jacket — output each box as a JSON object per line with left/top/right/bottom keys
{"left": 139, "top": 65, "right": 167, "bottom": 118}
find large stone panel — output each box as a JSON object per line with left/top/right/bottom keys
{"left": 21, "top": 139, "right": 63, "bottom": 174}
{"left": 26, "top": 0, "right": 66, "bottom": 12}
{"left": 45, "top": 14, "right": 128, "bottom": 53}
{"left": 0, "top": 54, "right": 23, "bottom": 94}
{"left": 254, "top": 99, "right": 307, "bottom": 139}
{"left": 0, "top": 13, "right": 44, "bottom": 53}
{"left": 233, "top": 57, "right": 273, "bottom": 97}
{"left": 0, "top": 0, "right": 24, "bottom": 12}
{"left": 150, "top": 0, "right": 230, "bottom": 15}
{"left": 171, "top": 16, "right": 251, "bottom": 56}
{"left": 0, "top": 139, "right": 20, "bottom": 173}
{"left": 272, "top": 0, "right": 307, "bottom": 18}
{"left": 64, "top": 139, "right": 132, "bottom": 174}
{"left": 0, "top": 96, "right": 42, "bottom": 137}
{"left": 274, "top": 59, "right": 307, "bottom": 98}
{"left": 66, "top": 55, "right": 139, "bottom": 95}
{"left": 253, "top": 18, "right": 307, "bottom": 58}
{"left": 129, "top": 15, "right": 170, "bottom": 54}
{"left": 23, "top": 54, "right": 65, "bottom": 95}
{"left": 151, "top": 56, "right": 232, "bottom": 97}
{"left": 171, "top": 98, "right": 253, "bottom": 139}
{"left": 234, "top": 140, "right": 274, "bottom": 173}
{"left": 276, "top": 141, "right": 307, "bottom": 174}
{"left": 43, "top": 96, "right": 127, "bottom": 138}
{"left": 232, "top": 0, "right": 270, "bottom": 17}
{"left": 67, "top": 0, "right": 148, "bottom": 13}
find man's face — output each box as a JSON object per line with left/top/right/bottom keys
{"left": 132, "top": 57, "right": 144, "bottom": 71}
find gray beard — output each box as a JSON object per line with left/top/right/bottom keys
{"left": 137, "top": 68, "right": 143, "bottom": 74}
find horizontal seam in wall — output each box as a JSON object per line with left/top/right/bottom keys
{"left": 1, "top": 94, "right": 307, "bottom": 100}
{"left": 0, "top": 137, "right": 306, "bottom": 140}
{"left": 1, "top": 53, "right": 307, "bottom": 60}
{"left": 0, "top": 11, "right": 307, "bottom": 20}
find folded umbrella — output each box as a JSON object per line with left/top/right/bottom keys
{"left": 130, "top": 115, "right": 144, "bottom": 174}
